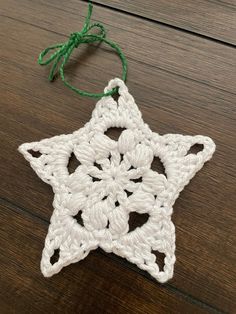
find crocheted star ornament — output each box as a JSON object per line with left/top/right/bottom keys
{"left": 19, "top": 78, "right": 215, "bottom": 283}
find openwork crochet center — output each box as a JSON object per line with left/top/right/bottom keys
{"left": 19, "top": 79, "right": 215, "bottom": 283}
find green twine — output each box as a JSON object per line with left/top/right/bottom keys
{"left": 38, "top": 2, "right": 127, "bottom": 98}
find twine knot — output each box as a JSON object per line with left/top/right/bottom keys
{"left": 69, "top": 32, "right": 83, "bottom": 48}
{"left": 37, "top": 2, "right": 127, "bottom": 98}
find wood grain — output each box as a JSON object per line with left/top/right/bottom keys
{"left": 1, "top": 200, "right": 212, "bottom": 314}
{"left": 2, "top": 0, "right": 236, "bottom": 95}
{"left": 1, "top": 0, "right": 236, "bottom": 313}
{"left": 94, "top": 0, "right": 236, "bottom": 45}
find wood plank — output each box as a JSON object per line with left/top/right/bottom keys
{"left": 1, "top": 0, "right": 236, "bottom": 312}
{"left": 94, "top": 0, "right": 236, "bottom": 45}
{"left": 0, "top": 200, "right": 212, "bottom": 314}
{"left": 1, "top": 0, "right": 236, "bottom": 95}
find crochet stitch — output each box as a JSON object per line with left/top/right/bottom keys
{"left": 19, "top": 78, "right": 215, "bottom": 283}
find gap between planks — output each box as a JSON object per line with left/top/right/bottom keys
{"left": 82, "top": 0, "right": 236, "bottom": 48}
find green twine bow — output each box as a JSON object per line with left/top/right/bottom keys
{"left": 38, "top": 2, "right": 127, "bottom": 98}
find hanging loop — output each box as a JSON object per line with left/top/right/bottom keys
{"left": 38, "top": 2, "right": 127, "bottom": 98}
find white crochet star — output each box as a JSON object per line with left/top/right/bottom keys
{"left": 19, "top": 78, "right": 215, "bottom": 283}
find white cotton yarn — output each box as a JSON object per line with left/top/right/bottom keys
{"left": 18, "top": 78, "right": 215, "bottom": 283}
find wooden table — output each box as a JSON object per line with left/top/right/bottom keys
{"left": 1, "top": 0, "right": 236, "bottom": 313}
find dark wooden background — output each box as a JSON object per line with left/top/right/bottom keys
{"left": 1, "top": 0, "right": 236, "bottom": 313}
